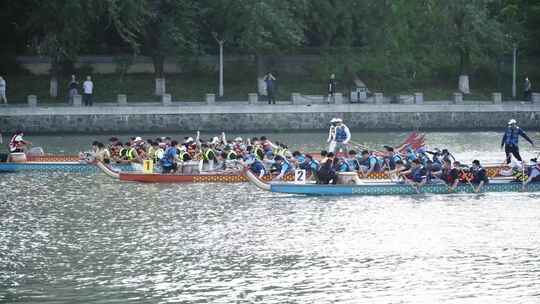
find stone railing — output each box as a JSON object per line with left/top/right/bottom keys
{"left": 17, "top": 91, "right": 540, "bottom": 107}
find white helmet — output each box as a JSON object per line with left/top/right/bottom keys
{"left": 508, "top": 119, "right": 517, "bottom": 125}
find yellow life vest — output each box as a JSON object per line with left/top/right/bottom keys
{"left": 226, "top": 150, "right": 237, "bottom": 160}
{"left": 126, "top": 148, "right": 136, "bottom": 160}
{"left": 203, "top": 149, "right": 215, "bottom": 161}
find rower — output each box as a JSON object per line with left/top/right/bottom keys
{"left": 201, "top": 143, "right": 216, "bottom": 171}
{"left": 522, "top": 158, "right": 540, "bottom": 191}
{"left": 161, "top": 140, "right": 180, "bottom": 173}
{"left": 95, "top": 142, "right": 111, "bottom": 164}
{"left": 399, "top": 159, "right": 428, "bottom": 192}
{"left": 437, "top": 159, "right": 460, "bottom": 191}
{"left": 383, "top": 146, "right": 402, "bottom": 170}
{"left": 243, "top": 147, "right": 266, "bottom": 178}
{"left": 273, "top": 155, "right": 294, "bottom": 181}
{"left": 333, "top": 156, "right": 351, "bottom": 172}
{"left": 320, "top": 150, "right": 328, "bottom": 164}
{"left": 346, "top": 150, "right": 360, "bottom": 171}
{"left": 358, "top": 150, "right": 383, "bottom": 177}
{"left": 260, "top": 136, "right": 275, "bottom": 153}
{"left": 317, "top": 153, "right": 337, "bottom": 184}
{"left": 303, "top": 154, "right": 320, "bottom": 177}
{"left": 470, "top": 160, "right": 489, "bottom": 193}
{"left": 501, "top": 119, "right": 534, "bottom": 164}
{"left": 291, "top": 151, "right": 305, "bottom": 168}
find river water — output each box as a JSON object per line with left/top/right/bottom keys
{"left": 1, "top": 131, "right": 540, "bottom": 303}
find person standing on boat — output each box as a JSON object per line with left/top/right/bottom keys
{"left": 501, "top": 119, "right": 534, "bottom": 164}
{"left": 327, "top": 118, "right": 351, "bottom": 154}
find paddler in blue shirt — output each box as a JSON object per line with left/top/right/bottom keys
{"left": 383, "top": 146, "right": 402, "bottom": 170}
{"left": 273, "top": 155, "right": 294, "bottom": 181}
{"left": 358, "top": 150, "right": 383, "bottom": 177}
{"left": 501, "top": 119, "right": 534, "bottom": 164}
{"left": 243, "top": 146, "right": 266, "bottom": 178}
{"left": 161, "top": 140, "right": 180, "bottom": 173}
{"left": 302, "top": 154, "right": 320, "bottom": 176}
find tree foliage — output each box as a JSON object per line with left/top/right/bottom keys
{"left": 8, "top": 0, "right": 540, "bottom": 87}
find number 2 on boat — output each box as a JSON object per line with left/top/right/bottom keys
{"left": 294, "top": 169, "right": 307, "bottom": 184}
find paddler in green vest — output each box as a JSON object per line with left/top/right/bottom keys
{"left": 200, "top": 143, "right": 216, "bottom": 171}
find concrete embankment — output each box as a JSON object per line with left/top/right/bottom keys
{"left": 0, "top": 103, "right": 539, "bottom": 133}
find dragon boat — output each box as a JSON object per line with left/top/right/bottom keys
{"left": 95, "top": 161, "right": 297, "bottom": 183}
{"left": 244, "top": 170, "right": 539, "bottom": 196}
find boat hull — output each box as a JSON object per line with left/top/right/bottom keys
{"left": 269, "top": 180, "right": 539, "bottom": 196}
{"left": 118, "top": 172, "right": 296, "bottom": 183}
{"left": 0, "top": 162, "right": 135, "bottom": 173}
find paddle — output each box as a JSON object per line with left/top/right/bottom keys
{"left": 460, "top": 168, "right": 477, "bottom": 193}
{"left": 521, "top": 160, "right": 527, "bottom": 191}
{"left": 349, "top": 140, "right": 370, "bottom": 151}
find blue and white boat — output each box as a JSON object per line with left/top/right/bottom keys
{"left": 244, "top": 170, "right": 539, "bottom": 196}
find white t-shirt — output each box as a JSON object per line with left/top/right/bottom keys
{"left": 83, "top": 80, "right": 93, "bottom": 94}
{"left": 0, "top": 79, "right": 6, "bottom": 91}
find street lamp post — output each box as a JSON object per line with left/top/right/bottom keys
{"left": 218, "top": 39, "right": 224, "bottom": 97}
{"left": 213, "top": 32, "right": 225, "bottom": 97}
{"left": 512, "top": 45, "right": 517, "bottom": 99}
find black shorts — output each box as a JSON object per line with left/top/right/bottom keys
{"left": 162, "top": 163, "right": 177, "bottom": 173}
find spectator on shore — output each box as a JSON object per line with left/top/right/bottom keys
{"left": 524, "top": 77, "right": 532, "bottom": 101}
{"left": 327, "top": 73, "right": 336, "bottom": 103}
{"left": 264, "top": 72, "right": 276, "bottom": 104}
{"left": 68, "top": 74, "right": 79, "bottom": 104}
{"left": 0, "top": 76, "right": 7, "bottom": 104}
{"left": 83, "top": 76, "right": 94, "bottom": 106}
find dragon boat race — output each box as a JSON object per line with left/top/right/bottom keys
{"left": 2, "top": 1, "right": 540, "bottom": 303}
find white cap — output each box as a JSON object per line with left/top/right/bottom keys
{"left": 330, "top": 118, "right": 338, "bottom": 123}
{"left": 134, "top": 136, "right": 143, "bottom": 142}
{"left": 185, "top": 137, "right": 194, "bottom": 143}
{"left": 211, "top": 137, "right": 220, "bottom": 144}
{"left": 234, "top": 137, "right": 243, "bottom": 142}
{"left": 508, "top": 119, "right": 517, "bottom": 125}
{"left": 14, "top": 135, "right": 23, "bottom": 141}
{"left": 335, "top": 118, "right": 343, "bottom": 123}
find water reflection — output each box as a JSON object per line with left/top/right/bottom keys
{"left": 1, "top": 132, "right": 540, "bottom": 303}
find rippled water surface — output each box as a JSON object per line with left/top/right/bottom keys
{"left": 1, "top": 132, "right": 540, "bottom": 303}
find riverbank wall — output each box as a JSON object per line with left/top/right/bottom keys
{"left": 1, "top": 102, "right": 539, "bottom": 133}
